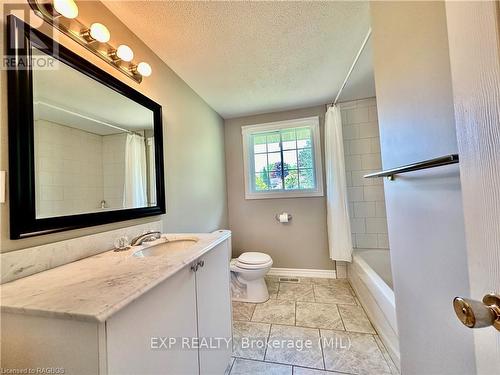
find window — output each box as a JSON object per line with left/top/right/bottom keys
{"left": 242, "top": 116, "right": 323, "bottom": 199}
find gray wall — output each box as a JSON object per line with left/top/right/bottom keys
{"left": 224, "top": 105, "right": 333, "bottom": 270}
{"left": 0, "top": 1, "right": 227, "bottom": 253}
{"left": 371, "top": 2, "right": 475, "bottom": 374}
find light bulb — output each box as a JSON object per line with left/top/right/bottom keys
{"left": 53, "top": 0, "right": 78, "bottom": 19}
{"left": 89, "top": 23, "right": 110, "bottom": 43}
{"left": 116, "top": 45, "right": 134, "bottom": 62}
{"left": 137, "top": 62, "right": 152, "bottom": 77}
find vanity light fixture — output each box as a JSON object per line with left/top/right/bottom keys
{"left": 137, "top": 62, "right": 152, "bottom": 77}
{"left": 53, "top": 0, "right": 78, "bottom": 19}
{"left": 130, "top": 62, "right": 152, "bottom": 78}
{"left": 80, "top": 23, "right": 110, "bottom": 43}
{"left": 28, "top": 0, "right": 152, "bottom": 83}
{"left": 116, "top": 44, "right": 134, "bottom": 62}
{"left": 87, "top": 22, "right": 111, "bottom": 43}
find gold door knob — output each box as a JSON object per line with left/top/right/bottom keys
{"left": 453, "top": 293, "right": 500, "bottom": 331}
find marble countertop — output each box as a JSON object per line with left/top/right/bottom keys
{"left": 0, "top": 230, "right": 231, "bottom": 323}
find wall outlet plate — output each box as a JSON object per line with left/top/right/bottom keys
{"left": 0, "top": 171, "right": 5, "bottom": 203}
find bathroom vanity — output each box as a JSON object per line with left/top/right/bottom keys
{"left": 1, "top": 231, "right": 232, "bottom": 375}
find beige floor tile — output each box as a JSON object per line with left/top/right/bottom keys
{"left": 232, "top": 301, "right": 256, "bottom": 321}
{"left": 338, "top": 304, "right": 376, "bottom": 334}
{"left": 293, "top": 367, "right": 343, "bottom": 374}
{"left": 266, "top": 275, "right": 281, "bottom": 283}
{"left": 329, "top": 278, "right": 352, "bottom": 287}
{"left": 265, "top": 325, "right": 324, "bottom": 369}
{"left": 298, "top": 277, "right": 331, "bottom": 285}
{"left": 230, "top": 358, "right": 292, "bottom": 375}
{"left": 278, "top": 283, "right": 315, "bottom": 302}
{"left": 252, "top": 299, "right": 296, "bottom": 325}
{"left": 224, "top": 357, "right": 235, "bottom": 375}
{"left": 267, "top": 279, "right": 279, "bottom": 299}
{"left": 232, "top": 321, "right": 271, "bottom": 360}
{"left": 320, "top": 330, "right": 391, "bottom": 375}
{"left": 313, "top": 285, "right": 356, "bottom": 305}
{"left": 295, "top": 302, "right": 344, "bottom": 330}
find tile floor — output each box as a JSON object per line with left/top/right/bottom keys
{"left": 227, "top": 276, "right": 399, "bottom": 375}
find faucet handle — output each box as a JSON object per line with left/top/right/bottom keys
{"left": 113, "top": 236, "right": 130, "bottom": 252}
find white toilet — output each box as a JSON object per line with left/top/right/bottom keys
{"left": 230, "top": 252, "right": 273, "bottom": 303}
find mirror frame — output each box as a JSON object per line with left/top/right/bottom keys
{"left": 7, "top": 16, "right": 166, "bottom": 239}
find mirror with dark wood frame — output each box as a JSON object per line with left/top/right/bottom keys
{"left": 7, "top": 16, "right": 165, "bottom": 239}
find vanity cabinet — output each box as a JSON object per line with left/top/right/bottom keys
{"left": 1, "top": 238, "right": 232, "bottom": 375}
{"left": 106, "top": 264, "right": 199, "bottom": 374}
{"left": 195, "top": 239, "right": 233, "bottom": 374}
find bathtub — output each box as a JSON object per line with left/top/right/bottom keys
{"left": 348, "top": 249, "right": 400, "bottom": 368}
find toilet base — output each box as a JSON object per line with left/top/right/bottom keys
{"left": 231, "top": 275, "right": 270, "bottom": 303}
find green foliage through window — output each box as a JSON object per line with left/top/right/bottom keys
{"left": 251, "top": 126, "right": 316, "bottom": 192}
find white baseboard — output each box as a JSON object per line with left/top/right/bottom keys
{"left": 268, "top": 267, "right": 336, "bottom": 279}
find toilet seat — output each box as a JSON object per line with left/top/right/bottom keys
{"left": 231, "top": 258, "right": 273, "bottom": 270}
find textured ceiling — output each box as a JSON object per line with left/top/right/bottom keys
{"left": 103, "top": 1, "right": 374, "bottom": 118}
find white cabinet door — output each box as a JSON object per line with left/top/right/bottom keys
{"left": 106, "top": 265, "right": 199, "bottom": 375}
{"left": 195, "top": 241, "right": 232, "bottom": 375}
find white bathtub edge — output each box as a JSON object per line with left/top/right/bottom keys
{"left": 348, "top": 252, "right": 401, "bottom": 370}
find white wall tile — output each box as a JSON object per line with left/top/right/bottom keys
{"left": 377, "top": 234, "right": 389, "bottom": 249}
{"left": 349, "top": 138, "right": 372, "bottom": 155}
{"left": 336, "top": 261, "right": 348, "bottom": 278}
{"left": 348, "top": 202, "right": 355, "bottom": 218}
{"left": 341, "top": 98, "right": 390, "bottom": 250}
{"left": 345, "top": 171, "right": 352, "bottom": 187}
{"left": 351, "top": 218, "right": 366, "bottom": 234}
{"left": 347, "top": 187, "right": 364, "bottom": 202}
{"left": 361, "top": 153, "right": 382, "bottom": 170}
{"left": 347, "top": 107, "right": 369, "bottom": 124}
{"left": 358, "top": 122, "right": 380, "bottom": 138}
{"left": 356, "top": 234, "right": 378, "bottom": 248}
{"left": 351, "top": 233, "right": 358, "bottom": 247}
{"left": 351, "top": 171, "right": 379, "bottom": 186}
{"left": 346, "top": 155, "right": 362, "bottom": 171}
{"left": 356, "top": 98, "right": 377, "bottom": 108}
{"left": 35, "top": 120, "right": 105, "bottom": 217}
{"left": 342, "top": 124, "right": 359, "bottom": 140}
{"left": 364, "top": 185, "right": 385, "bottom": 201}
{"left": 354, "top": 201, "right": 376, "bottom": 218}
{"left": 376, "top": 201, "right": 387, "bottom": 218}
{"left": 370, "top": 137, "right": 381, "bottom": 154}
{"left": 368, "top": 106, "right": 379, "bottom": 121}
{"left": 366, "top": 218, "right": 388, "bottom": 234}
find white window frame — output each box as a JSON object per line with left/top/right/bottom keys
{"left": 241, "top": 116, "right": 324, "bottom": 200}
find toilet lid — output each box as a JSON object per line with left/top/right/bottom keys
{"left": 237, "top": 252, "right": 272, "bottom": 265}
{"left": 232, "top": 258, "right": 273, "bottom": 270}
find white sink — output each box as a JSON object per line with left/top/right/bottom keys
{"left": 132, "top": 237, "right": 199, "bottom": 258}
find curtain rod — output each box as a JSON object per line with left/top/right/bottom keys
{"left": 35, "top": 100, "right": 143, "bottom": 136}
{"left": 331, "top": 28, "right": 372, "bottom": 106}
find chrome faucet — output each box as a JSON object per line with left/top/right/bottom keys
{"left": 130, "top": 231, "right": 162, "bottom": 246}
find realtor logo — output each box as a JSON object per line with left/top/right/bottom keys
{"left": 3, "top": 3, "right": 60, "bottom": 71}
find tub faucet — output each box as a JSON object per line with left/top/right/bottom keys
{"left": 130, "top": 231, "right": 162, "bottom": 246}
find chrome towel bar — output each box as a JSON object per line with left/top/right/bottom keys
{"left": 364, "top": 154, "right": 459, "bottom": 180}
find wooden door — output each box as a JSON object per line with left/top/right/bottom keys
{"left": 445, "top": 2, "right": 500, "bottom": 373}
{"left": 195, "top": 240, "right": 232, "bottom": 375}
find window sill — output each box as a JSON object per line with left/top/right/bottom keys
{"left": 245, "top": 189, "right": 324, "bottom": 200}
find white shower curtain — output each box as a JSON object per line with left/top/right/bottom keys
{"left": 123, "top": 134, "right": 147, "bottom": 208}
{"left": 147, "top": 137, "right": 157, "bottom": 206}
{"left": 325, "top": 105, "right": 353, "bottom": 262}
